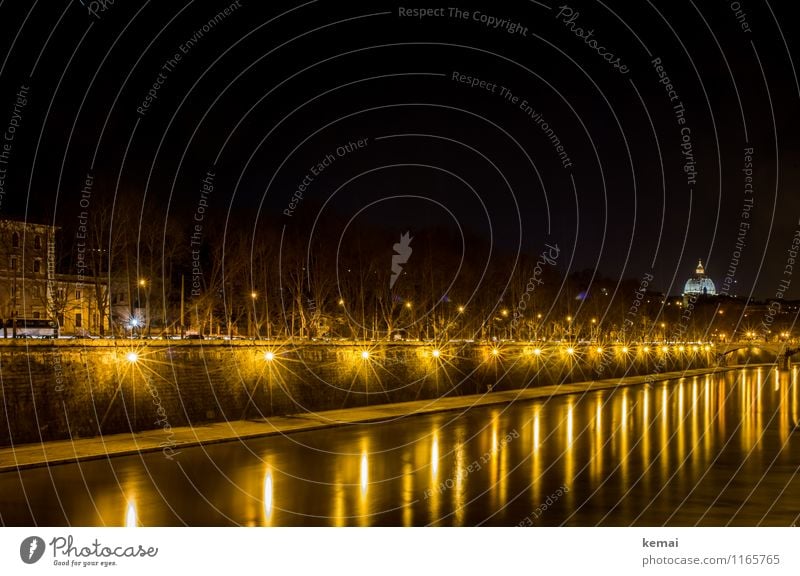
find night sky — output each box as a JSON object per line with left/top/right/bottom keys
{"left": 1, "top": 0, "right": 799, "bottom": 300}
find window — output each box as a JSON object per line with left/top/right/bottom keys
{"left": 33, "top": 311, "right": 40, "bottom": 319}
{"left": 11, "top": 232, "right": 18, "bottom": 248}
{"left": 10, "top": 256, "right": 16, "bottom": 270}
{"left": 34, "top": 235, "right": 41, "bottom": 249}
{"left": 57, "top": 288, "right": 65, "bottom": 299}
{"left": 10, "top": 285, "right": 15, "bottom": 297}
{"left": 75, "top": 313, "right": 82, "bottom": 328}
{"left": 33, "top": 259, "right": 41, "bottom": 273}
{"left": 32, "top": 285, "right": 40, "bottom": 297}
{"left": 76, "top": 289, "right": 82, "bottom": 300}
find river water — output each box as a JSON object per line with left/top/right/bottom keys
{"left": 1, "top": 366, "right": 798, "bottom": 526}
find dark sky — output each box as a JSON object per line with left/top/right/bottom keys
{"left": 1, "top": 0, "right": 799, "bottom": 298}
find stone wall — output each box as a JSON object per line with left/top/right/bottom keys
{"left": 0, "top": 340, "right": 742, "bottom": 446}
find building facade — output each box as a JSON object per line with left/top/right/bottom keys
{"left": 0, "top": 219, "right": 108, "bottom": 335}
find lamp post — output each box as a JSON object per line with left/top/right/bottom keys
{"left": 138, "top": 278, "right": 150, "bottom": 337}
{"left": 249, "top": 291, "right": 257, "bottom": 339}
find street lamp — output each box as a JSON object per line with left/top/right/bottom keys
{"left": 137, "top": 278, "right": 149, "bottom": 337}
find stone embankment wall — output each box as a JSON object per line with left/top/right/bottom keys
{"left": 0, "top": 340, "right": 758, "bottom": 446}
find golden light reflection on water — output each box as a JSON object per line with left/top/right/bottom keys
{"left": 263, "top": 468, "right": 273, "bottom": 526}
{"left": 453, "top": 438, "right": 466, "bottom": 526}
{"left": 35, "top": 368, "right": 800, "bottom": 528}
{"left": 531, "top": 405, "right": 542, "bottom": 509}
{"left": 619, "top": 390, "right": 629, "bottom": 487}
{"left": 590, "top": 396, "right": 603, "bottom": 485}
{"left": 431, "top": 431, "right": 439, "bottom": 476}
{"left": 489, "top": 418, "right": 499, "bottom": 511}
{"left": 402, "top": 462, "right": 413, "bottom": 527}
{"left": 691, "top": 378, "right": 699, "bottom": 469}
{"left": 677, "top": 381, "right": 686, "bottom": 464}
{"left": 793, "top": 367, "right": 799, "bottom": 427}
{"left": 332, "top": 469, "right": 345, "bottom": 527}
{"left": 565, "top": 399, "right": 575, "bottom": 487}
{"left": 703, "top": 377, "right": 712, "bottom": 462}
{"left": 125, "top": 501, "right": 137, "bottom": 528}
{"left": 359, "top": 449, "right": 369, "bottom": 526}
{"left": 660, "top": 384, "right": 669, "bottom": 486}
{"left": 641, "top": 386, "right": 650, "bottom": 472}
{"left": 426, "top": 428, "right": 441, "bottom": 524}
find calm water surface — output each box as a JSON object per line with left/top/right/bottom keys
{"left": 1, "top": 366, "right": 799, "bottom": 526}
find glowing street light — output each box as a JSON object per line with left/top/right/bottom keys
{"left": 361, "top": 350, "right": 370, "bottom": 360}
{"left": 491, "top": 348, "right": 500, "bottom": 356}
{"left": 338, "top": 298, "right": 345, "bottom": 306}
{"left": 405, "top": 302, "right": 412, "bottom": 309}
{"left": 532, "top": 348, "right": 542, "bottom": 356}
{"left": 566, "top": 347, "right": 575, "bottom": 355}
{"left": 431, "top": 349, "right": 441, "bottom": 358}
{"left": 125, "top": 352, "right": 139, "bottom": 363}
{"left": 457, "top": 305, "right": 465, "bottom": 313}
{"left": 264, "top": 351, "right": 275, "bottom": 361}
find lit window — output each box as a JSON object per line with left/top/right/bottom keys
{"left": 76, "top": 289, "right": 82, "bottom": 300}
{"left": 33, "top": 311, "right": 40, "bottom": 319}
{"left": 75, "top": 313, "right": 82, "bottom": 328}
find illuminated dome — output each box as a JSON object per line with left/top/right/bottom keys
{"left": 683, "top": 260, "right": 716, "bottom": 296}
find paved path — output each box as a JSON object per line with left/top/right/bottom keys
{"left": 0, "top": 365, "right": 745, "bottom": 472}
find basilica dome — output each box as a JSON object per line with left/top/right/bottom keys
{"left": 683, "top": 260, "right": 716, "bottom": 296}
